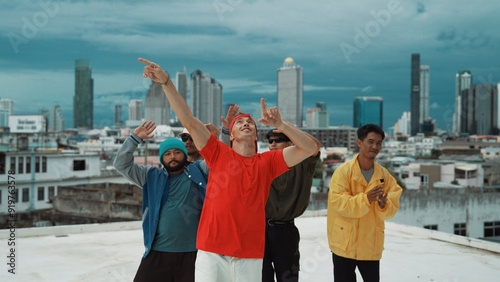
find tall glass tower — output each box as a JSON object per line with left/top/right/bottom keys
{"left": 419, "top": 65, "right": 430, "bottom": 125}
{"left": 145, "top": 81, "right": 170, "bottom": 126}
{"left": 353, "top": 96, "right": 383, "bottom": 128}
{"left": 453, "top": 70, "right": 472, "bottom": 134}
{"left": 73, "top": 59, "right": 93, "bottom": 129}
{"left": 190, "top": 70, "right": 222, "bottom": 126}
{"left": 277, "top": 57, "right": 303, "bottom": 126}
{"left": 176, "top": 67, "right": 188, "bottom": 102}
{"left": 410, "top": 53, "right": 420, "bottom": 136}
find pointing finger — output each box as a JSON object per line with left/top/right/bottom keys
{"left": 260, "top": 98, "right": 268, "bottom": 117}
{"left": 138, "top": 57, "right": 153, "bottom": 66}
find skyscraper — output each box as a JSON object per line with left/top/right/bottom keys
{"left": 0, "top": 99, "right": 13, "bottom": 128}
{"left": 47, "top": 105, "right": 65, "bottom": 132}
{"left": 73, "top": 59, "right": 93, "bottom": 129}
{"left": 393, "top": 111, "right": 411, "bottom": 136}
{"left": 190, "top": 70, "right": 223, "bottom": 125}
{"left": 306, "top": 103, "right": 329, "bottom": 128}
{"left": 410, "top": 54, "right": 420, "bottom": 136}
{"left": 127, "top": 100, "right": 143, "bottom": 127}
{"left": 453, "top": 70, "right": 472, "bottom": 134}
{"left": 277, "top": 57, "right": 303, "bottom": 126}
{"left": 353, "top": 96, "right": 383, "bottom": 128}
{"left": 145, "top": 81, "right": 170, "bottom": 126}
{"left": 114, "top": 104, "right": 122, "bottom": 127}
{"left": 461, "top": 84, "right": 498, "bottom": 135}
{"left": 419, "top": 65, "right": 430, "bottom": 125}
{"left": 176, "top": 67, "right": 188, "bottom": 102}
{"left": 175, "top": 68, "right": 188, "bottom": 124}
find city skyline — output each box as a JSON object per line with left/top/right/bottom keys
{"left": 1, "top": 1, "right": 499, "bottom": 131}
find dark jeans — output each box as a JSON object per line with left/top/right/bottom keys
{"left": 262, "top": 219, "right": 300, "bottom": 282}
{"left": 332, "top": 252, "right": 379, "bottom": 282}
{"left": 134, "top": 250, "right": 197, "bottom": 282}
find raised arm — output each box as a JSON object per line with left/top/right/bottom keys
{"left": 257, "top": 98, "right": 320, "bottom": 167}
{"left": 139, "top": 58, "right": 211, "bottom": 150}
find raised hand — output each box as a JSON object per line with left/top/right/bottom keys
{"left": 138, "top": 58, "right": 170, "bottom": 85}
{"left": 133, "top": 121, "right": 157, "bottom": 140}
{"left": 221, "top": 104, "right": 240, "bottom": 130}
{"left": 257, "top": 98, "right": 283, "bottom": 128}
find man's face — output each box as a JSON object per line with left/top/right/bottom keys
{"left": 181, "top": 134, "right": 198, "bottom": 155}
{"left": 162, "top": 149, "right": 187, "bottom": 173}
{"left": 357, "top": 132, "right": 383, "bottom": 160}
{"left": 230, "top": 117, "right": 256, "bottom": 141}
{"left": 267, "top": 136, "right": 292, "bottom": 151}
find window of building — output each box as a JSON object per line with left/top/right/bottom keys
{"left": 401, "top": 171, "right": 409, "bottom": 179}
{"left": 18, "top": 157, "right": 24, "bottom": 174}
{"left": 454, "top": 223, "right": 466, "bottom": 236}
{"left": 15, "top": 189, "right": 19, "bottom": 203}
{"left": 37, "top": 187, "right": 45, "bottom": 201}
{"left": 10, "top": 157, "right": 15, "bottom": 172}
{"left": 420, "top": 174, "right": 429, "bottom": 188}
{"left": 22, "top": 188, "right": 29, "bottom": 203}
{"left": 0, "top": 190, "right": 2, "bottom": 205}
{"left": 73, "top": 160, "right": 86, "bottom": 171}
{"left": 26, "top": 156, "right": 31, "bottom": 173}
{"left": 423, "top": 224, "right": 438, "bottom": 230}
{"left": 484, "top": 221, "right": 500, "bottom": 237}
{"left": 42, "top": 156, "right": 47, "bottom": 173}
{"left": 48, "top": 186, "right": 55, "bottom": 199}
{"left": 35, "top": 156, "right": 40, "bottom": 173}
{"left": 0, "top": 153, "right": 5, "bottom": 175}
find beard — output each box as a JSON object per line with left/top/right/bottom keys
{"left": 165, "top": 158, "right": 188, "bottom": 173}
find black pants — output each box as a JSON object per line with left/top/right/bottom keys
{"left": 332, "top": 253, "right": 379, "bottom": 282}
{"left": 262, "top": 219, "right": 300, "bottom": 282}
{"left": 134, "top": 250, "right": 197, "bottom": 282}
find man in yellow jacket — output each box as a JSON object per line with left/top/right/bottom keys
{"left": 327, "top": 124, "right": 402, "bottom": 282}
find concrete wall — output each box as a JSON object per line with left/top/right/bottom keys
{"left": 52, "top": 197, "right": 141, "bottom": 220}
{"left": 391, "top": 189, "right": 500, "bottom": 238}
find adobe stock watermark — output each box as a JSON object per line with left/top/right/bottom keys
{"left": 213, "top": 0, "right": 244, "bottom": 21}
{"left": 7, "top": 0, "right": 64, "bottom": 54}
{"left": 339, "top": 0, "right": 403, "bottom": 63}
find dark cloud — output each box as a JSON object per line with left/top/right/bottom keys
{"left": 417, "top": 3, "right": 426, "bottom": 14}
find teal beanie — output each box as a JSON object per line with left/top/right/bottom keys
{"left": 159, "top": 138, "right": 188, "bottom": 166}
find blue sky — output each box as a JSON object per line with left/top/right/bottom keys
{"left": 1, "top": 0, "right": 499, "bottom": 131}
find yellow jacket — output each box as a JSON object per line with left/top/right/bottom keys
{"left": 327, "top": 154, "right": 402, "bottom": 260}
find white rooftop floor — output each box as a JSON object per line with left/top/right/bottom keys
{"left": 1, "top": 214, "right": 499, "bottom": 281}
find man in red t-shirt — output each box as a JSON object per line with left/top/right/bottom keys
{"left": 140, "top": 57, "right": 320, "bottom": 282}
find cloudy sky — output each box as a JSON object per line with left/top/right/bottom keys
{"left": 1, "top": 0, "right": 499, "bottom": 131}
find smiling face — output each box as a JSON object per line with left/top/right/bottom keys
{"left": 230, "top": 116, "right": 257, "bottom": 143}
{"left": 357, "top": 132, "right": 383, "bottom": 160}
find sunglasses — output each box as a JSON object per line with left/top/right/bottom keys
{"left": 181, "top": 135, "right": 193, "bottom": 142}
{"left": 268, "top": 138, "right": 289, "bottom": 144}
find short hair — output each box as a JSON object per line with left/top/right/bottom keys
{"left": 357, "top": 124, "right": 385, "bottom": 141}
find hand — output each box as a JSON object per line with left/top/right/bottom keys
{"left": 377, "top": 193, "right": 388, "bottom": 209}
{"left": 205, "top": 123, "right": 221, "bottom": 138}
{"left": 257, "top": 98, "right": 283, "bottom": 128}
{"left": 367, "top": 186, "right": 384, "bottom": 204}
{"left": 138, "top": 58, "right": 170, "bottom": 85}
{"left": 221, "top": 104, "right": 240, "bottom": 130}
{"left": 133, "top": 121, "right": 156, "bottom": 139}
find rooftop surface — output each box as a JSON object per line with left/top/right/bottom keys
{"left": 1, "top": 213, "right": 499, "bottom": 281}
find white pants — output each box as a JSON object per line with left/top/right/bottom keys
{"left": 195, "top": 250, "right": 263, "bottom": 282}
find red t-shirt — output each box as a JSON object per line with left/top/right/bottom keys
{"left": 197, "top": 135, "right": 290, "bottom": 258}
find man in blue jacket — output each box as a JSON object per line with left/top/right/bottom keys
{"left": 114, "top": 120, "right": 208, "bottom": 282}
